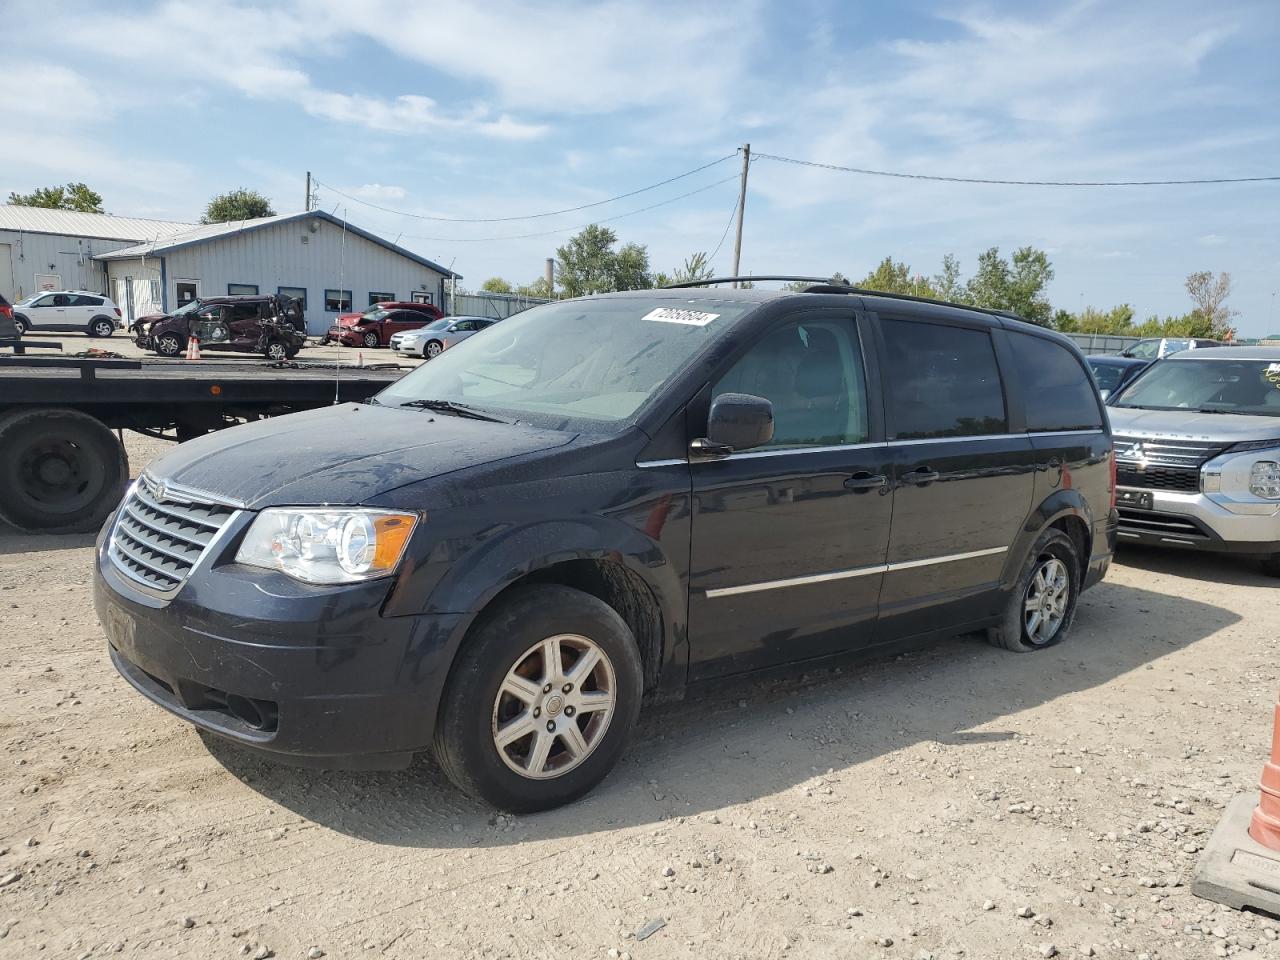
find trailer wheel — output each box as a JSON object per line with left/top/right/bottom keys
{"left": 0, "top": 408, "right": 129, "bottom": 534}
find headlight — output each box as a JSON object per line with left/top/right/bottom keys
{"left": 236, "top": 508, "right": 418, "bottom": 584}
{"left": 1250, "top": 461, "right": 1280, "bottom": 500}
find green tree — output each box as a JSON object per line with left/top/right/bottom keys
{"left": 857, "top": 257, "right": 939, "bottom": 298}
{"left": 517, "top": 277, "right": 553, "bottom": 298}
{"left": 8, "top": 182, "right": 104, "bottom": 213}
{"left": 201, "top": 188, "right": 275, "bottom": 224}
{"left": 655, "top": 251, "right": 714, "bottom": 287}
{"left": 554, "top": 224, "right": 652, "bottom": 297}
{"left": 966, "top": 246, "right": 1054, "bottom": 326}
{"left": 481, "top": 277, "right": 514, "bottom": 294}
{"left": 932, "top": 254, "right": 966, "bottom": 303}
{"left": 1184, "top": 271, "right": 1236, "bottom": 337}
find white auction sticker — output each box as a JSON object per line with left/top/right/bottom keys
{"left": 642, "top": 307, "right": 721, "bottom": 327}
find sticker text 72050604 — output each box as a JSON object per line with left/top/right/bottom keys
{"left": 642, "top": 307, "right": 721, "bottom": 327}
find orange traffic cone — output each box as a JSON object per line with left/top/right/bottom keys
{"left": 185, "top": 336, "right": 202, "bottom": 360}
{"left": 1250, "top": 699, "right": 1280, "bottom": 849}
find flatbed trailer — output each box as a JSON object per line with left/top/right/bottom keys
{"left": 0, "top": 352, "right": 408, "bottom": 533}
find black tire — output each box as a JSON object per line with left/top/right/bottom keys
{"left": 154, "top": 332, "right": 183, "bottom": 357}
{"left": 0, "top": 407, "right": 129, "bottom": 533}
{"left": 263, "top": 340, "right": 290, "bottom": 361}
{"left": 362, "top": 331, "right": 379, "bottom": 348}
{"left": 13, "top": 314, "right": 29, "bottom": 336}
{"left": 1261, "top": 556, "right": 1280, "bottom": 578}
{"left": 433, "top": 584, "right": 643, "bottom": 812}
{"left": 986, "top": 528, "right": 1081, "bottom": 652}
{"left": 88, "top": 317, "right": 116, "bottom": 338}
{"left": 425, "top": 339, "right": 443, "bottom": 359}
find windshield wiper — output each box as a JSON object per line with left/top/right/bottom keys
{"left": 398, "top": 398, "right": 512, "bottom": 423}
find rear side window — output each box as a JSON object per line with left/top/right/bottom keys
{"left": 881, "top": 319, "right": 1007, "bottom": 439}
{"left": 1011, "top": 333, "right": 1103, "bottom": 431}
{"left": 70, "top": 294, "right": 103, "bottom": 306}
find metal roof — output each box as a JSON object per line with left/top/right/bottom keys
{"left": 96, "top": 210, "right": 460, "bottom": 278}
{"left": 0, "top": 205, "right": 194, "bottom": 242}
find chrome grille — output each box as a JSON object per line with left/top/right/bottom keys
{"left": 1112, "top": 434, "right": 1225, "bottom": 492}
{"left": 108, "top": 476, "right": 237, "bottom": 593}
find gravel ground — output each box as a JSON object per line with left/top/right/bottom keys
{"left": 2, "top": 432, "right": 1280, "bottom": 959}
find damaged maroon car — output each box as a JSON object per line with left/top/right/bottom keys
{"left": 135, "top": 295, "right": 307, "bottom": 360}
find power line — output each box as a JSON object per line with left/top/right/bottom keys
{"left": 312, "top": 152, "right": 739, "bottom": 223}
{"left": 708, "top": 189, "right": 743, "bottom": 267}
{"left": 752, "top": 151, "right": 1280, "bottom": 186}
{"left": 384, "top": 174, "right": 740, "bottom": 243}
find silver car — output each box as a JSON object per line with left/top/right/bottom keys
{"left": 390, "top": 316, "right": 496, "bottom": 359}
{"left": 1107, "top": 346, "right": 1280, "bottom": 575}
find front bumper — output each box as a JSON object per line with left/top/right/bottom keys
{"left": 1116, "top": 488, "right": 1280, "bottom": 556}
{"left": 94, "top": 516, "right": 463, "bottom": 769}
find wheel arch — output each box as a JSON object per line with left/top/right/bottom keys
{"left": 391, "top": 518, "right": 687, "bottom": 698}
{"left": 1005, "top": 489, "right": 1095, "bottom": 588}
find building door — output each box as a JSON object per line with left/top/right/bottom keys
{"left": 122, "top": 277, "right": 134, "bottom": 323}
{"left": 0, "top": 243, "right": 13, "bottom": 300}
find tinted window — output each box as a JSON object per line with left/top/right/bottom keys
{"left": 52, "top": 294, "right": 71, "bottom": 306}
{"left": 1012, "top": 334, "right": 1103, "bottom": 431}
{"left": 714, "top": 317, "right": 868, "bottom": 449}
{"left": 882, "top": 319, "right": 1007, "bottom": 440}
{"left": 70, "top": 294, "right": 103, "bottom": 306}
{"left": 1087, "top": 361, "right": 1125, "bottom": 394}
{"left": 230, "top": 303, "right": 260, "bottom": 321}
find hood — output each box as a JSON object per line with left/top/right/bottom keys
{"left": 145, "top": 403, "right": 575, "bottom": 508}
{"left": 1107, "top": 406, "right": 1280, "bottom": 442}
{"left": 335, "top": 313, "right": 364, "bottom": 327}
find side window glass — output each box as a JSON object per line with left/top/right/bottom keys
{"left": 1010, "top": 334, "right": 1103, "bottom": 431}
{"left": 53, "top": 294, "right": 71, "bottom": 307}
{"left": 881, "top": 319, "right": 1007, "bottom": 440}
{"left": 712, "top": 317, "right": 868, "bottom": 449}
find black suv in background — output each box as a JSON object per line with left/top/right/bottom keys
{"left": 95, "top": 282, "right": 1117, "bottom": 811}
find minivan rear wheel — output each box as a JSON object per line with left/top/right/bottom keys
{"left": 433, "top": 584, "right": 643, "bottom": 812}
{"left": 987, "top": 528, "right": 1080, "bottom": 652}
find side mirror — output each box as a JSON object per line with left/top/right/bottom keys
{"left": 695, "top": 393, "right": 774, "bottom": 457}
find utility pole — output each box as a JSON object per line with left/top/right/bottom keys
{"left": 731, "top": 143, "right": 750, "bottom": 288}
{"left": 305, "top": 172, "right": 312, "bottom": 212}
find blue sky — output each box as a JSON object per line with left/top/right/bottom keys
{"left": 3, "top": 0, "right": 1277, "bottom": 333}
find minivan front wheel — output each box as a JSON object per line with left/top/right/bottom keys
{"left": 987, "top": 528, "right": 1080, "bottom": 652}
{"left": 434, "top": 584, "right": 643, "bottom": 812}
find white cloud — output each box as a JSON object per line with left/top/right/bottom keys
{"left": 40, "top": 1, "right": 549, "bottom": 140}
{"left": 350, "top": 184, "right": 408, "bottom": 202}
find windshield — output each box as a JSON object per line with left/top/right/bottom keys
{"left": 1087, "top": 360, "right": 1128, "bottom": 393}
{"left": 1113, "top": 358, "right": 1280, "bottom": 416}
{"left": 171, "top": 299, "right": 204, "bottom": 316}
{"left": 376, "top": 296, "right": 756, "bottom": 429}
{"left": 361, "top": 308, "right": 390, "bottom": 322}
{"left": 414, "top": 318, "right": 450, "bottom": 332}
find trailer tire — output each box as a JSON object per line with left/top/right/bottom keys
{"left": 0, "top": 407, "right": 129, "bottom": 534}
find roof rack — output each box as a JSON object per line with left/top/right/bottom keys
{"left": 660, "top": 275, "right": 1029, "bottom": 324}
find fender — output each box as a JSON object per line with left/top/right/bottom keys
{"left": 1002, "top": 487, "right": 1095, "bottom": 589}
{"left": 385, "top": 513, "right": 691, "bottom": 693}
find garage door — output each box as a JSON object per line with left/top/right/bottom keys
{"left": 0, "top": 243, "right": 13, "bottom": 301}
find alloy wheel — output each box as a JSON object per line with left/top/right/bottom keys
{"left": 92, "top": 320, "right": 115, "bottom": 337}
{"left": 1024, "top": 557, "right": 1070, "bottom": 645}
{"left": 156, "top": 334, "right": 181, "bottom": 356}
{"left": 426, "top": 341, "right": 442, "bottom": 358}
{"left": 363, "top": 332, "right": 379, "bottom": 347}
{"left": 491, "top": 634, "right": 617, "bottom": 780}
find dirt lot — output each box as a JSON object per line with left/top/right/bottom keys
{"left": 3, "top": 432, "right": 1280, "bottom": 959}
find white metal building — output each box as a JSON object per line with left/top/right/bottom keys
{"left": 97, "top": 211, "right": 459, "bottom": 334}
{"left": 0, "top": 206, "right": 193, "bottom": 303}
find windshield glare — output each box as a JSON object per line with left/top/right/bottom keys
{"left": 171, "top": 299, "right": 203, "bottom": 316}
{"left": 1113, "top": 358, "right": 1280, "bottom": 416}
{"left": 377, "top": 297, "right": 755, "bottom": 429}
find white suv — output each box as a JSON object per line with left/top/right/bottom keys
{"left": 11, "top": 290, "right": 123, "bottom": 338}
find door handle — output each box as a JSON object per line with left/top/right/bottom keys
{"left": 844, "top": 472, "right": 888, "bottom": 492}
{"left": 901, "top": 467, "right": 940, "bottom": 486}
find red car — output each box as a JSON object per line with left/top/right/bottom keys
{"left": 324, "top": 301, "right": 444, "bottom": 347}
